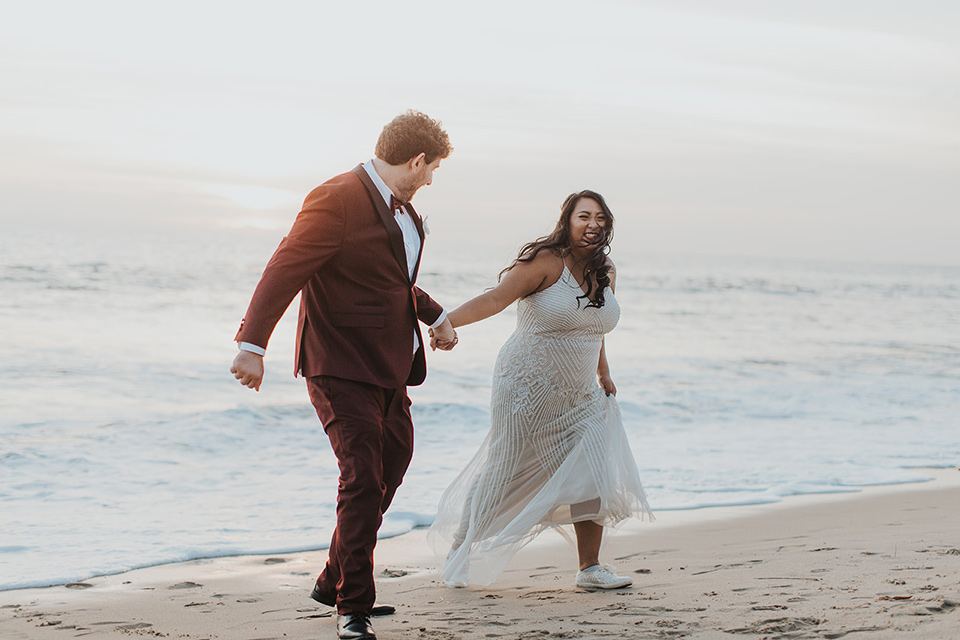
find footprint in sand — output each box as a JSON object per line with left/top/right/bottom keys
{"left": 619, "top": 548, "right": 677, "bottom": 559}
{"left": 529, "top": 567, "right": 562, "bottom": 578}
{"left": 116, "top": 622, "right": 153, "bottom": 630}
{"left": 915, "top": 547, "right": 960, "bottom": 556}
{"left": 655, "top": 619, "right": 683, "bottom": 628}
{"left": 168, "top": 581, "right": 203, "bottom": 590}
{"left": 595, "top": 602, "right": 631, "bottom": 613}
{"left": 418, "top": 630, "right": 459, "bottom": 639}
{"left": 519, "top": 589, "right": 565, "bottom": 601}
{"left": 727, "top": 616, "right": 820, "bottom": 635}
{"left": 821, "top": 626, "right": 886, "bottom": 639}
{"left": 925, "top": 600, "right": 958, "bottom": 614}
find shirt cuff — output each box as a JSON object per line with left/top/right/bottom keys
{"left": 238, "top": 342, "right": 266, "bottom": 356}
{"left": 428, "top": 309, "right": 448, "bottom": 329}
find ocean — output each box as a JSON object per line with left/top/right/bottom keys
{"left": 2, "top": 226, "right": 958, "bottom": 591}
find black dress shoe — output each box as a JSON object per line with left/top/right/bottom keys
{"left": 310, "top": 584, "right": 396, "bottom": 616}
{"left": 309, "top": 583, "right": 336, "bottom": 607}
{"left": 337, "top": 613, "right": 375, "bottom": 640}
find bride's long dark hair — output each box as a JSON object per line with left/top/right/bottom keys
{"left": 501, "top": 190, "right": 615, "bottom": 308}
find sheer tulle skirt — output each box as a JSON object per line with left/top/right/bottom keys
{"left": 428, "top": 393, "right": 653, "bottom": 586}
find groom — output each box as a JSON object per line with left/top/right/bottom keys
{"left": 231, "top": 110, "right": 456, "bottom": 640}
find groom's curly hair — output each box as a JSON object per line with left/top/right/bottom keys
{"left": 375, "top": 110, "right": 453, "bottom": 165}
{"left": 502, "top": 190, "right": 615, "bottom": 309}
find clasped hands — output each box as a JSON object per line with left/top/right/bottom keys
{"left": 233, "top": 319, "right": 457, "bottom": 392}
{"left": 430, "top": 317, "right": 458, "bottom": 351}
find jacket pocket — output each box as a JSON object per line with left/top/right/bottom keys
{"left": 330, "top": 313, "right": 385, "bottom": 328}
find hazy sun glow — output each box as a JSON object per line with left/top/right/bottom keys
{"left": 2, "top": 0, "right": 958, "bottom": 264}
{"left": 207, "top": 185, "right": 302, "bottom": 211}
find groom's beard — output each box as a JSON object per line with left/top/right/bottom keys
{"left": 395, "top": 172, "right": 426, "bottom": 203}
{"left": 395, "top": 185, "right": 417, "bottom": 203}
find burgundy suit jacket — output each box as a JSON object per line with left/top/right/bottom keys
{"left": 234, "top": 165, "right": 444, "bottom": 388}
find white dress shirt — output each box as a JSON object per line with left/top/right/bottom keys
{"left": 361, "top": 160, "right": 422, "bottom": 282}
{"left": 239, "top": 160, "right": 445, "bottom": 356}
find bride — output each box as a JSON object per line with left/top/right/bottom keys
{"left": 428, "top": 190, "right": 653, "bottom": 589}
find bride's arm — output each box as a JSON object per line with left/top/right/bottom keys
{"left": 597, "top": 340, "right": 616, "bottom": 396}
{"left": 605, "top": 257, "right": 617, "bottom": 292}
{"left": 448, "top": 254, "right": 555, "bottom": 328}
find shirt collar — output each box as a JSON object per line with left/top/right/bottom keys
{"left": 361, "top": 159, "right": 396, "bottom": 208}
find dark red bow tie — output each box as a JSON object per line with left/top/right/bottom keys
{"left": 390, "top": 195, "right": 407, "bottom": 214}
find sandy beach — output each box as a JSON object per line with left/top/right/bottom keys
{"left": 2, "top": 469, "right": 958, "bottom": 639}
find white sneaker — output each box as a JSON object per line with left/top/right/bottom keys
{"left": 575, "top": 564, "right": 633, "bottom": 590}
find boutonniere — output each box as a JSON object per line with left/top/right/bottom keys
{"left": 422, "top": 215, "right": 430, "bottom": 235}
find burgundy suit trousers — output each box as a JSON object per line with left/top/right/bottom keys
{"left": 306, "top": 375, "right": 414, "bottom": 614}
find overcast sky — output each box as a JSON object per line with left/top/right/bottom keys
{"left": 2, "top": 0, "right": 958, "bottom": 265}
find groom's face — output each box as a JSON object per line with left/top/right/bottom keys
{"left": 397, "top": 156, "right": 442, "bottom": 202}
{"left": 418, "top": 157, "right": 442, "bottom": 189}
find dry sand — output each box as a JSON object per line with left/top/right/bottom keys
{"left": 2, "top": 469, "right": 959, "bottom": 639}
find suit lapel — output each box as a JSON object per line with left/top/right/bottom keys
{"left": 352, "top": 165, "right": 409, "bottom": 283}
{"left": 407, "top": 202, "right": 426, "bottom": 284}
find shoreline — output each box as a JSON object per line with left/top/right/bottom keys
{"left": 5, "top": 467, "right": 957, "bottom": 594}
{"left": 2, "top": 468, "right": 958, "bottom": 638}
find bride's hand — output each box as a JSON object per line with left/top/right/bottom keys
{"left": 429, "top": 320, "right": 458, "bottom": 351}
{"left": 599, "top": 373, "right": 616, "bottom": 396}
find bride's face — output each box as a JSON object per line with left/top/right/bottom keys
{"left": 567, "top": 198, "right": 607, "bottom": 248}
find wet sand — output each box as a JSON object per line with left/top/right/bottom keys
{"left": 2, "top": 469, "right": 958, "bottom": 639}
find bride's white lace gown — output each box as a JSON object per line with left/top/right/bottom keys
{"left": 429, "top": 266, "right": 653, "bottom": 586}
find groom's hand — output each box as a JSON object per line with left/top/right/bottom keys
{"left": 231, "top": 351, "right": 264, "bottom": 391}
{"left": 430, "top": 318, "right": 458, "bottom": 351}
